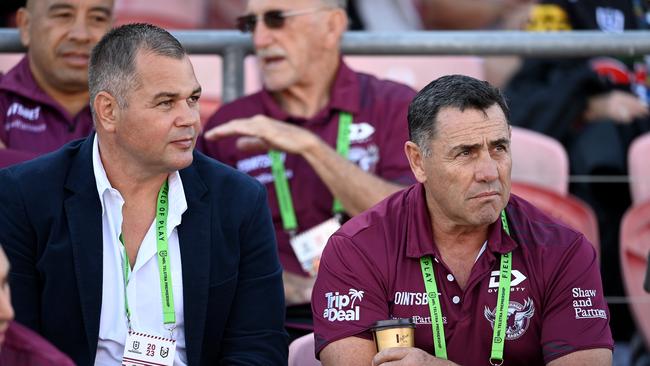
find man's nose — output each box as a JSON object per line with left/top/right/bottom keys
{"left": 475, "top": 152, "right": 499, "bottom": 183}
{"left": 253, "top": 17, "right": 274, "bottom": 50}
{"left": 68, "top": 14, "right": 92, "bottom": 43}
{"left": 0, "top": 289, "right": 15, "bottom": 324}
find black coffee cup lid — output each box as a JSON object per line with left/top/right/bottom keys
{"left": 372, "top": 318, "right": 415, "bottom": 330}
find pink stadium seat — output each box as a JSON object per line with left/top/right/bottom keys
{"left": 288, "top": 333, "right": 321, "bottom": 366}
{"left": 343, "top": 56, "right": 484, "bottom": 92}
{"left": 510, "top": 126, "right": 569, "bottom": 195}
{"left": 113, "top": 0, "right": 206, "bottom": 29}
{"left": 511, "top": 182, "right": 600, "bottom": 256}
{"left": 619, "top": 202, "right": 650, "bottom": 350}
{"left": 0, "top": 54, "right": 23, "bottom": 74}
{"left": 628, "top": 132, "right": 650, "bottom": 205}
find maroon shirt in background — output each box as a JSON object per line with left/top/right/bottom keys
{"left": 0, "top": 57, "right": 94, "bottom": 155}
{"left": 312, "top": 183, "right": 614, "bottom": 365}
{"left": 200, "top": 61, "right": 416, "bottom": 276}
{"left": 0, "top": 321, "right": 74, "bottom": 366}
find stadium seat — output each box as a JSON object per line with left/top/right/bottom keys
{"left": 0, "top": 54, "right": 22, "bottom": 74}
{"left": 628, "top": 132, "right": 650, "bottom": 205}
{"left": 511, "top": 182, "right": 600, "bottom": 256}
{"left": 113, "top": 0, "right": 205, "bottom": 29}
{"left": 620, "top": 202, "right": 650, "bottom": 350}
{"left": 510, "top": 126, "right": 569, "bottom": 195}
{"left": 343, "top": 56, "right": 484, "bottom": 92}
{"left": 288, "top": 333, "right": 321, "bottom": 366}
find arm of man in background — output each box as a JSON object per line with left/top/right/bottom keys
{"left": 204, "top": 115, "right": 404, "bottom": 216}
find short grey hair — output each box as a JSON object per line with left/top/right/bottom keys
{"left": 88, "top": 23, "right": 186, "bottom": 114}
{"left": 408, "top": 75, "right": 510, "bottom": 157}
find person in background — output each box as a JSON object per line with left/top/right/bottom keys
{"left": 0, "top": 245, "right": 74, "bottom": 366}
{"left": 504, "top": 0, "right": 650, "bottom": 346}
{"left": 0, "top": 0, "right": 113, "bottom": 165}
{"left": 313, "top": 75, "right": 613, "bottom": 365}
{"left": 0, "top": 23, "right": 287, "bottom": 365}
{"left": 200, "top": 0, "right": 416, "bottom": 340}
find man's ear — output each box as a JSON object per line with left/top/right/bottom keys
{"left": 404, "top": 141, "right": 428, "bottom": 183}
{"left": 323, "top": 8, "right": 348, "bottom": 50}
{"left": 93, "top": 92, "right": 119, "bottom": 133}
{"left": 16, "top": 8, "right": 31, "bottom": 47}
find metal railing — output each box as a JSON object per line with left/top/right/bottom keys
{"left": 2, "top": 29, "right": 650, "bottom": 102}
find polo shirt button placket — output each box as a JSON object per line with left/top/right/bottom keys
{"left": 446, "top": 274, "right": 455, "bottom": 282}
{"left": 452, "top": 295, "right": 461, "bottom": 304}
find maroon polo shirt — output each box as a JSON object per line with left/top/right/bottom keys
{"left": 0, "top": 321, "right": 74, "bottom": 366}
{"left": 0, "top": 57, "right": 94, "bottom": 155}
{"left": 200, "top": 61, "right": 416, "bottom": 275}
{"left": 312, "top": 183, "right": 613, "bottom": 365}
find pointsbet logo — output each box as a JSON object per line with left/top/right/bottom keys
{"left": 323, "top": 289, "right": 364, "bottom": 322}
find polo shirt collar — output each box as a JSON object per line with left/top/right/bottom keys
{"left": 0, "top": 56, "right": 89, "bottom": 120}
{"left": 405, "top": 183, "right": 518, "bottom": 259}
{"left": 258, "top": 58, "right": 361, "bottom": 124}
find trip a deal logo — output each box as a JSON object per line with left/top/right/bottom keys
{"left": 323, "top": 289, "right": 364, "bottom": 322}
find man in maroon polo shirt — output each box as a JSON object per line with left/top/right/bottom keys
{"left": 200, "top": 0, "right": 416, "bottom": 337}
{"left": 313, "top": 75, "right": 614, "bottom": 365}
{"left": 0, "top": 0, "right": 113, "bottom": 166}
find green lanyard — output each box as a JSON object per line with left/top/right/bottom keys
{"left": 420, "top": 210, "right": 512, "bottom": 365}
{"left": 269, "top": 112, "right": 352, "bottom": 233}
{"left": 119, "top": 180, "right": 176, "bottom": 330}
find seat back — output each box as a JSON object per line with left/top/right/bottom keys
{"left": 114, "top": 0, "right": 205, "bottom": 29}
{"left": 511, "top": 182, "right": 600, "bottom": 256}
{"left": 628, "top": 132, "right": 650, "bottom": 204}
{"left": 620, "top": 202, "right": 650, "bottom": 350}
{"left": 344, "top": 55, "right": 485, "bottom": 91}
{"left": 288, "top": 333, "right": 321, "bottom": 366}
{"left": 510, "top": 127, "right": 569, "bottom": 195}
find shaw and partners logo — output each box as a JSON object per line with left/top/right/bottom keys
{"left": 323, "top": 289, "right": 364, "bottom": 322}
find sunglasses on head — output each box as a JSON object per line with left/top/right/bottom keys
{"left": 236, "top": 7, "right": 327, "bottom": 33}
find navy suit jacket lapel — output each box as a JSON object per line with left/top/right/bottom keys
{"left": 63, "top": 135, "right": 103, "bottom": 359}
{"left": 178, "top": 159, "right": 210, "bottom": 366}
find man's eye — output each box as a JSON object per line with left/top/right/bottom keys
{"left": 52, "top": 12, "right": 74, "bottom": 19}
{"left": 188, "top": 96, "right": 200, "bottom": 104}
{"left": 158, "top": 100, "right": 173, "bottom": 107}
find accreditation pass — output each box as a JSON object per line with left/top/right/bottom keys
{"left": 122, "top": 331, "right": 176, "bottom": 366}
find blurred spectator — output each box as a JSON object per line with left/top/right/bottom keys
{"left": 347, "top": 0, "right": 535, "bottom": 88}
{"left": 0, "top": 0, "right": 23, "bottom": 27}
{"left": 349, "top": 0, "right": 534, "bottom": 31}
{"left": 504, "top": 0, "right": 650, "bottom": 343}
{"left": 206, "top": 0, "right": 246, "bottom": 29}
{"left": 0, "top": 0, "right": 113, "bottom": 160}
{"left": 201, "top": 0, "right": 416, "bottom": 340}
{"left": 0, "top": 245, "right": 74, "bottom": 366}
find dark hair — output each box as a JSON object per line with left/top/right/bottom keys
{"left": 88, "top": 23, "right": 186, "bottom": 113}
{"left": 407, "top": 74, "right": 509, "bottom": 155}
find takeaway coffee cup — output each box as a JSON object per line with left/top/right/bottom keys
{"left": 372, "top": 318, "right": 415, "bottom": 352}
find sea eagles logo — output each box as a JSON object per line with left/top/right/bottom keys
{"left": 484, "top": 297, "right": 535, "bottom": 340}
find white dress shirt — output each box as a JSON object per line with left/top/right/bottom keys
{"left": 92, "top": 136, "right": 188, "bottom": 366}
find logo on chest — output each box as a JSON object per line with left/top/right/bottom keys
{"left": 484, "top": 297, "right": 535, "bottom": 341}
{"left": 487, "top": 269, "right": 527, "bottom": 294}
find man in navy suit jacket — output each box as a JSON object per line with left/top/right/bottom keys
{"left": 0, "top": 23, "right": 287, "bottom": 365}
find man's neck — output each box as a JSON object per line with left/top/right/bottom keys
{"left": 28, "top": 60, "right": 89, "bottom": 117}
{"left": 274, "top": 56, "right": 340, "bottom": 119}
{"left": 98, "top": 140, "right": 168, "bottom": 201}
